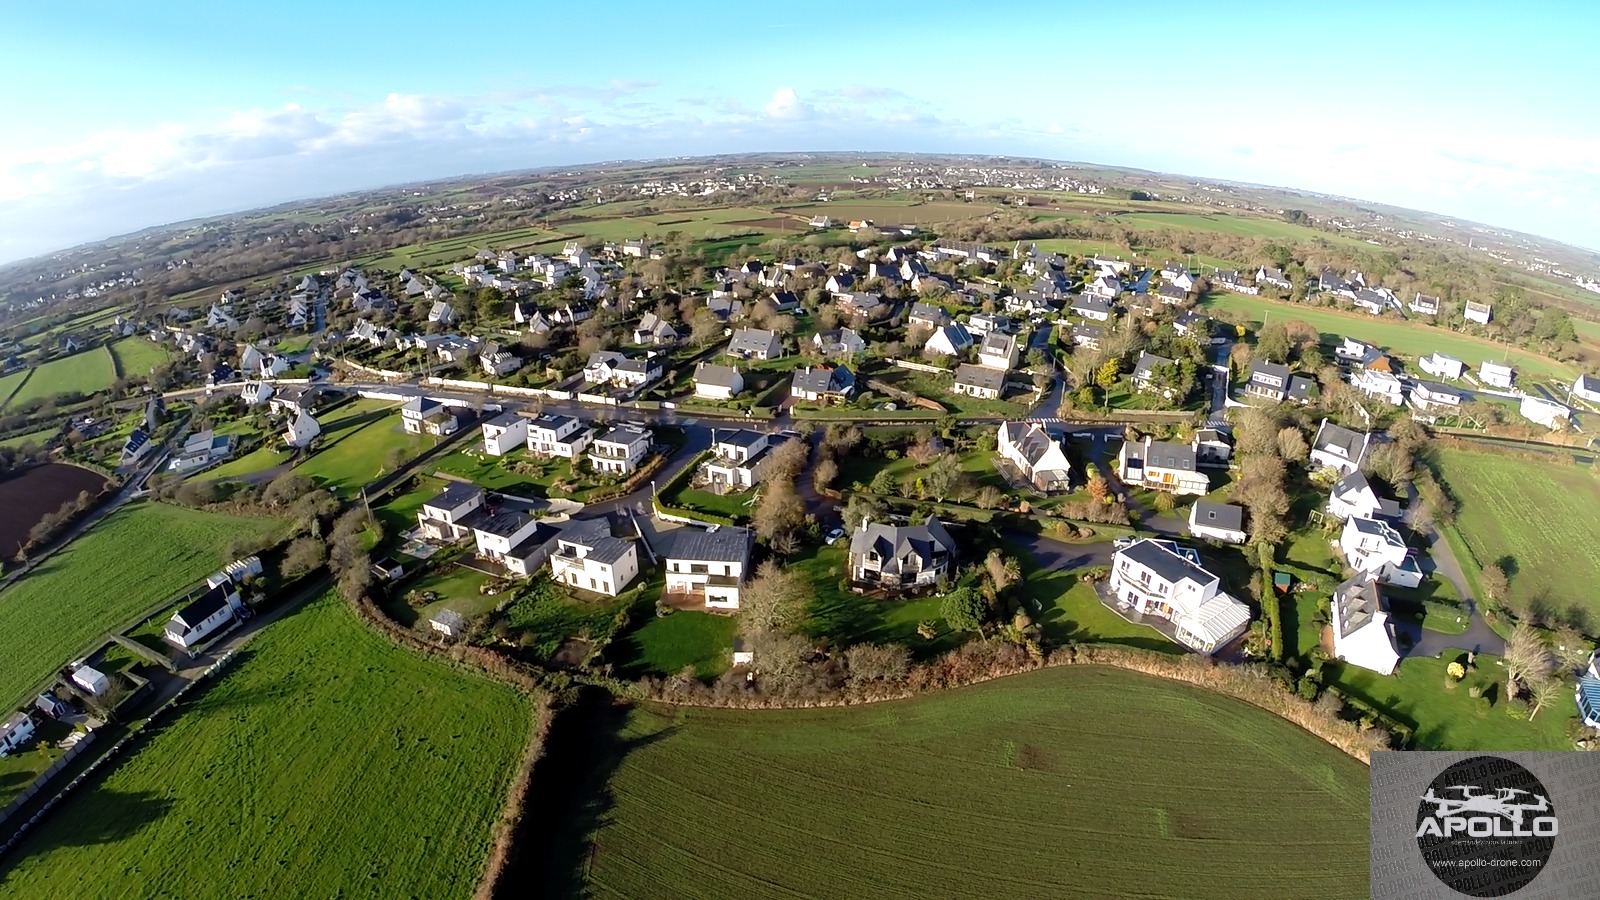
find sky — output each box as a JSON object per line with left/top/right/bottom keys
{"left": 1, "top": 0, "right": 1597, "bottom": 264}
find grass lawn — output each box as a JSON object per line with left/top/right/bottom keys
{"left": 614, "top": 610, "right": 738, "bottom": 679}
{"left": 0, "top": 369, "right": 28, "bottom": 404}
{"left": 658, "top": 484, "right": 756, "bottom": 521}
{"left": 1201, "top": 292, "right": 1576, "bottom": 381}
{"left": 0, "top": 718, "right": 73, "bottom": 807}
{"left": 0, "top": 502, "right": 284, "bottom": 708}
{"left": 793, "top": 544, "right": 961, "bottom": 656}
{"left": 6, "top": 350, "right": 118, "bottom": 407}
{"left": 1431, "top": 446, "right": 1600, "bottom": 625}
{"left": 294, "top": 399, "right": 428, "bottom": 494}
{"left": 389, "top": 563, "right": 497, "bottom": 627}
{"left": 1, "top": 592, "right": 532, "bottom": 899}
{"left": 275, "top": 335, "right": 313, "bottom": 353}
{"left": 552, "top": 665, "right": 1369, "bottom": 898}
{"left": 1114, "top": 211, "right": 1371, "bottom": 248}
{"left": 373, "top": 475, "right": 448, "bottom": 544}
{"left": 426, "top": 447, "right": 602, "bottom": 500}
{"left": 1015, "top": 542, "right": 1186, "bottom": 653}
{"left": 0, "top": 426, "right": 56, "bottom": 449}
{"left": 496, "top": 574, "right": 652, "bottom": 664}
{"left": 108, "top": 337, "right": 171, "bottom": 378}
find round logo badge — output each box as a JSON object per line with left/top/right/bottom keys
{"left": 1415, "top": 755, "right": 1557, "bottom": 896}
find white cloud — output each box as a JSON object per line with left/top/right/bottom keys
{"left": 763, "top": 88, "right": 810, "bottom": 120}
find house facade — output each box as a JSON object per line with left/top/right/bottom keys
{"left": 923, "top": 324, "right": 972, "bottom": 356}
{"left": 1108, "top": 540, "right": 1251, "bottom": 653}
{"left": 588, "top": 424, "right": 652, "bottom": 475}
{"left": 1117, "top": 435, "right": 1209, "bottom": 496}
{"left": 417, "top": 483, "right": 485, "bottom": 541}
{"left": 164, "top": 581, "right": 245, "bottom": 649}
{"left": 283, "top": 409, "right": 321, "bottom": 449}
{"left": 1331, "top": 573, "right": 1401, "bottom": 675}
{"left": 481, "top": 412, "right": 529, "bottom": 456}
{"left": 848, "top": 517, "right": 957, "bottom": 592}
{"left": 701, "top": 429, "right": 798, "bottom": 492}
{"left": 1188, "top": 501, "right": 1247, "bottom": 544}
{"left": 1419, "top": 353, "right": 1466, "bottom": 380}
{"left": 693, "top": 362, "right": 745, "bottom": 400}
{"left": 1245, "top": 360, "right": 1290, "bottom": 402}
{"left": 1340, "top": 516, "right": 1423, "bottom": 588}
{"left": 549, "top": 519, "right": 640, "bottom": 597}
{"left": 663, "top": 526, "right": 752, "bottom": 609}
{"left": 952, "top": 364, "right": 1005, "bottom": 400}
{"left": 791, "top": 365, "right": 855, "bottom": 403}
{"left": 997, "top": 421, "right": 1072, "bottom": 492}
{"left": 1310, "top": 418, "right": 1369, "bottom": 475}
{"left": 0, "top": 713, "right": 36, "bottom": 757}
{"left": 1479, "top": 360, "right": 1515, "bottom": 389}
{"left": 401, "top": 397, "right": 462, "bottom": 436}
{"left": 1574, "top": 374, "right": 1600, "bottom": 404}
{"left": 527, "top": 414, "right": 594, "bottom": 458}
{"left": 1463, "top": 300, "right": 1493, "bottom": 325}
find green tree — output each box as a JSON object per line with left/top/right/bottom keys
{"left": 739, "top": 560, "right": 808, "bottom": 636}
{"left": 940, "top": 587, "right": 986, "bottom": 634}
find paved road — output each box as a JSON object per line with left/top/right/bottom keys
{"left": 1394, "top": 480, "right": 1504, "bottom": 659}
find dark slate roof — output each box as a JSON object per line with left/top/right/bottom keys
{"left": 426, "top": 482, "right": 484, "bottom": 511}
{"left": 466, "top": 508, "right": 534, "bottom": 538}
{"left": 695, "top": 362, "right": 743, "bottom": 388}
{"left": 1132, "top": 351, "right": 1175, "bottom": 381}
{"left": 712, "top": 428, "right": 767, "bottom": 450}
{"left": 597, "top": 424, "right": 651, "bottom": 445}
{"left": 532, "top": 413, "right": 580, "bottom": 432}
{"left": 909, "top": 301, "right": 947, "bottom": 322}
{"left": 402, "top": 396, "right": 440, "bottom": 414}
{"left": 1118, "top": 539, "right": 1216, "bottom": 587}
{"left": 1576, "top": 374, "right": 1600, "bottom": 394}
{"left": 1335, "top": 573, "right": 1386, "bottom": 637}
{"left": 793, "top": 365, "right": 853, "bottom": 395}
{"left": 1332, "top": 469, "right": 1373, "bottom": 499}
{"left": 1313, "top": 419, "right": 1368, "bottom": 459}
{"left": 954, "top": 364, "right": 1006, "bottom": 390}
{"left": 1000, "top": 421, "right": 1065, "bottom": 468}
{"left": 1248, "top": 360, "right": 1290, "bottom": 385}
{"left": 1191, "top": 501, "right": 1244, "bottom": 532}
{"left": 1287, "top": 375, "right": 1318, "bottom": 402}
{"left": 728, "top": 327, "right": 780, "bottom": 356}
{"left": 485, "top": 411, "right": 523, "bottom": 429}
{"left": 1070, "top": 296, "right": 1112, "bottom": 314}
{"left": 665, "top": 525, "right": 752, "bottom": 563}
{"left": 1157, "top": 284, "right": 1188, "bottom": 301}
{"left": 586, "top": 536, "right": 635, "bottom": 565}
{"left": 1145, "top": 439, "right": 1196, "bottom": 472}
{"left": 507, "top": 522, "right": 562, "bottom": 559}
{"left": 850, "top": 516, "right": 957, "bottom": 575}
{"left": 174, "top": 582, "right": 236, "bottom": 630}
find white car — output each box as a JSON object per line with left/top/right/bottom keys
{"left": 825, "top": 527, "right": 846, "bottom": 545}
{"left": 1112, "top": 536, "right": 1139, "bottom": 550}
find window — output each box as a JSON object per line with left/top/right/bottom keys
{"left": 691, "top": 564, "right": 708, "bottom": 575}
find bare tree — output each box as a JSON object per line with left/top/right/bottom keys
{"left": 1503, "top": 624, "right": 1553, "bottom": 699}
{"left": 1275, "top": 426, "right": 1309, "bottom": 463}
{"left": 1480, "top": 564, "right": 1510, "bottom": 607}
{"left": 739, "top": 560, "right": 809, "bottom": 636}
{"left": 1528, "top": 676, "right": 1565, "bottom": 720}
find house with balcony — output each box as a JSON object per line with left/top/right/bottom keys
{"left": 465, "top": 506, "right": 554, "bottom": 573}
{"left": 1117, "top": 435, "right": 1209, "bottom": 496}
{"left": 526, "top": 414, "right": 594, "bottom": 458}
{"left": 1330, "top": 573, "right": 1401, "bottom": 675}
{"left": 481, "top": 412, "right": 529, "bottom": 456}
{"left": 587, "top": 423, "right": 652, "bottom": 476}
{"left": 663, "top": 525, "right": 752, "bottom": 610}
{"left": 701, "top": 428, "right": 800, "bottom": 492}
{"left": 1108, "top": 539, "right": 1251, "bottom": 654}
{"left": 1351, "top": 368, "right": 1404, "bottom": 406}
{"left": 848, "top": 516, "right": 957, "bottom": 593}
{"left": 1339, "top": 516, "right": 1422, "bottom": 588}
{"left": 416, "top": 483, "right": 485, "bottom": 542}
{"left": 548, "top": 518, "right": 640, "bottom": 597}
{"left": 400, "top": 397, "right": 463, "bottom": 436}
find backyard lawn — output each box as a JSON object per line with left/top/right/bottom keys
{"left": 614, "top": 610, "right": 739, "bottom": 679}
{"left": 0, "top": 502, "right": 284, "bottom": 707}
{"left": 108, "top": 337, "right": 171, "bottom": 378}
{"left": 1430, "top": 446, "right": 1600, "bottom": 625}
{"left": 1, "top": 592, "right": 533, "bottom": 899}
{"left": 1202, "top": 293, "right": 1576, "bottom": 381}
{"left": 293, "top": 399, "right": 428, "bottom": 493}
{"left": 549, "top": 665, "right": 1370, "bottom": 898}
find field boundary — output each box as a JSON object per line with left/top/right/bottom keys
{"left": 0, "top": 734, "right": 95, "bottom": 831}
{"left": 104, "top": 344, "right": 122, "bottom": 381}
{"left": 0, "top": 368, "right": 33, "bottom": 410}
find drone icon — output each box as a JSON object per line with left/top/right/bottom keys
{"left": 1421, "top": 786, "right": 1550, "bottom": 827}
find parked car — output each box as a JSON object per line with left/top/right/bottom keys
{"left": 1112, "top": 536, "right": 1139, "bottom": 550}
{"left": 825, "top": 527, "right": 846, "bottom": 545}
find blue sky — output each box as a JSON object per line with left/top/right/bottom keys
{"left": 1, "top": 1, "right": 1596, "bottom": 264}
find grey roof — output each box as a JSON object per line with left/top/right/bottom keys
{"left": 980, "top": 330, "right": 1016, "bottom": 355}
{"left": 1070, "top": 295, "right": 1111, "bottom": 314}
{"left": 586, "top": 536, "right": 634, "bottom": 565}
{"left": 1157, "top": 283, "right": 1188, "bottom": 301}
{"left": 712, "top": 428, "right": 767, "bottom": 450}
{"left": 1287, "top": 375, "right": 1317, "bottom": 402}
{"left": 909, "top": 301, "right": 948, "bottom": 322}
{"left": 401, "top": 396, "right": 440, "bottom": 414}
{"left": 532, "top": 413, "right": 580, "bottom": 432}
{"left": 616, "top": 357, "right": 657, "bottom": 375}
{"left": 850, "top": 516, "right": 957, "bottom": 575}
{"left": 507, "top": 522, "right": 563, "bottom": 559}
{"left": 1313, "top": 419, "right": 1368, "bottom": 459}
{"left": 1248, "top": 360, "right": 1289, "bottom": 385}
{"left": 793, "top": 365, "right": 853, "bottom": 395}
{"left": 1071, "top": 323, "right": 1104, "bottom": 341}
{"left": 1145, "top": 439, "right": 1196, "bottom": 472}
{"left": 1412, "top": 380, "right": 1464, "bottom": 399}
{"left": 665, "top": 525, "right": 752, "bottom": 564}
{"left": 466, "top": 507, "right": 534, "bottom": 538}
{"left": 174, "top": 582, "right": 236, "bottom": 630}
{"left": 1332, "top": 469, "right": 1373, "bottom": 499}
{"left": 1118, "top": 539, "right": 1217, "bottom": 587}
{"left": 485, "top": 411, "right": 523, "bottom": 429}
{"left": 728, "top": 327, "right": 781, "bottom": 356}
{"left": 954, "top": 364, "right": 1006, "bottom": 390}
{"left": 1191, "top": 501, "right": 1244, "bottom": 532}
{"left": 1577, "top": 374, "right": 1600, "bottom": 393}
{"left": 559, "top": 517, "right": 613, "bottom": 546}
{"left": 695, "top": 362, "right": 743, "bottom": 388}
{"left": 1335, "top": 573, "right": 1386, "bottom": 637}
{"left": 597, "top": 424, "right": 651, "bottom": 445}
{"left": 1132, "top": 351, "right": 1175, "bottom": 381}
{"left": 426, "top": 482, "right": 484, "bottom": 511}
{"left": 1000, "top": 421, "right": 1065, "bottom": 468}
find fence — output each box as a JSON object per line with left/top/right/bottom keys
{"left": 889, "top": 358, "right": 947, "bottom": 375}
{"left": 0, "top": 734, "right": 96, "bottom": 830}
{"left": 0, "top": 649, "right": 242, "bottom": 859}
{"left": 340, "top": 360, "right": 408, "bottom": 381}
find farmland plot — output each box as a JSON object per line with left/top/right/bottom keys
{"left": 5, "top": 350, "right": 117, "bottom": 407}
{"left": 0, "top": 593, "right": 531, "bottom": 899}
{"left": 555, "top": 666, "right": 1369, "bottom": 899}
{"left": 1431, "top": 447, "right": 1600, "bottom": 623}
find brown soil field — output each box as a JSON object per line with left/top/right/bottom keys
{"left": 0, "top": 463, "right": 110, "bottom": 555}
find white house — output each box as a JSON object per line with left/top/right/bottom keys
{"left": 633, "top": 312, "right": 680, "bottom": 345}
{"left": 70, "top": 665, "right": 111, "bottom": 697}
{"left": 952, "top": 364, "right": 1006, "bottom": 400}
{"left": 588, "top": 424, "right": 652, "bottom": 476}
{"left": 479, "top": 341, "right": 519, "bottom": 377}
{"left": 1085, "top": 274, "right": 1122, "bottom": 299}
{"left": 283, "top": 409, "right": 321, "bottom": 449}
{"left": 527, "top": 414, "right": 594, "bottom": 458}
{"left": 1070, "top": 323, "right": 1104, "bottom": 350}
{"left": 791, "top": 365, "right": 855, "bottom": 403}
{"left": 1330, "top": 574, "right": 1401, "bottom": 675}
{"left": 400, "top": 396, "right": 462, "bottom": 436}
{"left": 467, "top": 508, "right": 545, "bottom": 564}
{"left": 701, "top": 429, "right": 799, "bottom": 492}
{"left": 239, "top": 380, "right": 274, "bottom": 406}
{"left": 1573, "top": 374, "right": 1600, "bottom": 404}
{"left": 1256, "top": 266, "right": 1292, "bottom": 290}
{"left": 1418, "top": 353, "right": 1466, "bottom": 381}
{"left": 164, "top": 581, "right": 245, "bottom": 649}
{"left": 0, "top": 713, "right": 36, "bottom": 757}
{"left": 848, "top": 516, "right": 957, "bottom": 592}
{"left": 965, "top": 313, "right": 1015, "bottom": 338}
{"left": 997, "top": 421, "right": 1072, "bottom": 492}
{"left": 1309, "top": 419, "right": 1370, "bottom": 475}
{"left": 1069, "top": 295, "right": 1113, "bottom": 321}
{"left": 549, "top": 518, "right": 640, "bottom": 597}
{"left": 584, "top": 351, "right": 661, "bottom": 387}
{"left": 976, "top": 331, "right": 1020, "bottom": 371}
{"left": 1339, "top": 516, "right": 1423, "bottom": 588}
{"left": 1327, "top": 470, "right": 1399, "bottom": 522}
{"left": 1408, "top": 381, "right": 1465, "bottom": 421}
{"left": 1117, "top": 436, "right": 1209, "bottom": 496}
{"left": 726, "top": 327, "right": 785, "bottom": 361}
{"left": 1351, "top": 369, "right": 1405, "bottom": 406}
{"left": 813, "top": 328, "right": 866, "bottom": 358}
{"left": 1108, "top": 540, "right": 1251, "bottom": 654}
{"left": 1521, "top": 395, "right": 1571, "bottom": 430}
{"left": 428, "top": 300, "right": 457, "bottom": 325}
{"left": 663, "top": 526, "right": 752, "bottom": 609}
{"left": 481, "top": 412, "right": 529, "bottom": 456}
{"left": 416, "top": 483, "right": 486, "bottom": 542}
{"left": 1194, "top": 428, "right": 1232, "bottom": 468}
{"left": 1409, "top": 293, "right": 1441, "bottom": 316}
{"left": 1131, "top": 351, "right": 1178, "bottom": 398}
{"left": 1479, "top": 360, "right": 1515, "bottom": 389}
{"left": 693, "top": 362, "right": 745, "bottom": 400}
{"left": 1463, "top": 299, "right": 1493, "bottom": 325}
{"left": 1188, "top": 501, "right": 1247, "bottom": 544}
{"left": 1244, "top": 360, "right": 1291, "bottom": 402}
{"left": 923, "top": 324, "right": 973, "bottom": 356}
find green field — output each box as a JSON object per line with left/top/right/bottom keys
{"left": 614, "top": 610, "right": 738, "bottom": 679}
{"left": 0, "top": 502, "right": 284, "bottom": 706}
{"left": 108, "top": 337, "right": 171, "bottom": 377}
{"left": 0, "top": 426, "right": 56, "bottom": 449}
{"left": 254, "top": 398, "right": 425, "bottom": 493}
{"left": 5, "top": 350, "right": 118, "bottom": 407}
{"left": 1, "top": 592, "right": 531, "bottom": 898}
{"left": 556, "top": 666, "right": 1369, "bottom": 898}
{"left": 782, "top": 198, "right": 995, "bottom": 225}
{"left": 1431, "top": 447, "right": 1600, "bottom": 623}
{"left": 0, "top": 370, "right": 27, "bottom": 405}
{"left": 1202, "top": 293, "right": 1576, "bottom": 380}
{"left": 1114, "top": 212, "right": 1373, "bottom": 249}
